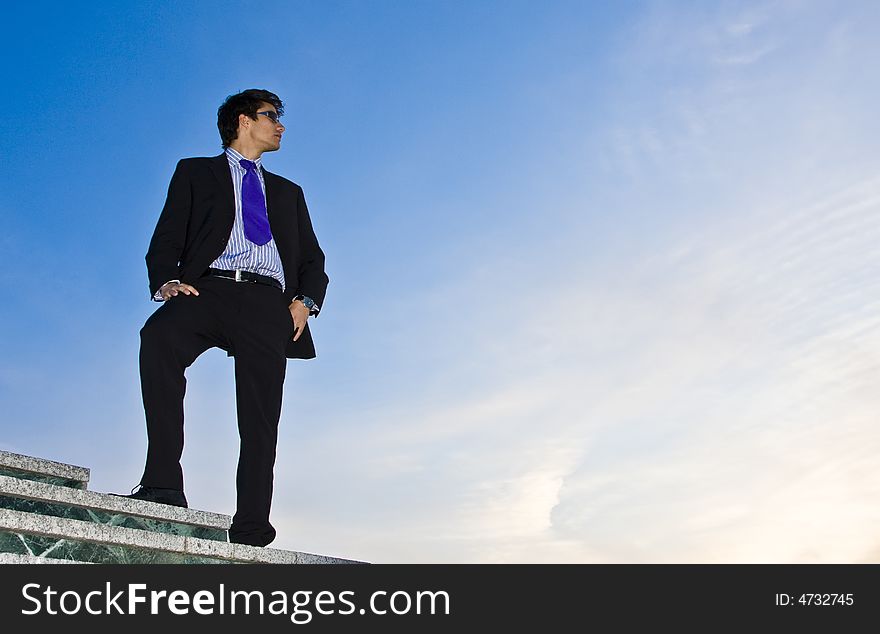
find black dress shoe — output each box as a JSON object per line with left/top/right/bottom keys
{"left": 229, "top": 534, "right": 274, "bottom": 547}
{"left": 111, "top": 485, "right": 188, "bottom": 508}
{"left": 229, "top": 524, "right": 276, "bottom": 547}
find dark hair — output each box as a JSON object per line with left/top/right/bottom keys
{"left": 217, "top": 88, "right": 284, "bottom": 149}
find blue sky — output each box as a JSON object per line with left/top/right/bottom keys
{"left": 2, "top": 0, "right": 880, "bottom": 563}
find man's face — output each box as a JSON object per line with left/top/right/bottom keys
{"left": 240, "top": 101, "right": 285, "bottom": 152}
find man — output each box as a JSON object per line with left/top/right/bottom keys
{"left": 119, "top": 89, "right": 329, "bottom": 547}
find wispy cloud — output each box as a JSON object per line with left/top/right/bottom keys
{"left": 255, "top": 1, "right": 880, "bottom": 563}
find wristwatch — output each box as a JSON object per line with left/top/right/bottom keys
{"left": 293, "top": 294, "right": 319, "bottom": 316}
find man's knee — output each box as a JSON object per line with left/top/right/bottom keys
{"left": 139, "top": 310, "right": 192, "bottom": 353}
{"left": 140, "top": 314, "right": 171, "bottom": 347}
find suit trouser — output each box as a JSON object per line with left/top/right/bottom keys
{"left": 138, "top": 275, "right": 293, "bottom": 546}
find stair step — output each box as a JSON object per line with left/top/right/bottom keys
{"left": 0, "top": 475, "right": 229, "bottom": 541}
{"left": 0, "top": 508, "right": 362, "bottom": 564}
{"left": 0, "top": 450, "right": 89, "bottom": 489}
{"left": 0, "top": 552, "right": 92, "bottom": 564}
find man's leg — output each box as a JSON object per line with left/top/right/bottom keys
{"left": 138, "top": 284, "right": 229, "bottom": 491}
{"left": 228, "top": 284, "right": 291, "bottom": 546}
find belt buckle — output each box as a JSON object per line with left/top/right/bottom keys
{"left": 234, "top": 269, "right": 243, "bottom": 282}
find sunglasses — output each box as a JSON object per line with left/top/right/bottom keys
{"left": 256, "top": 110, "right": 282, "bottom": 124}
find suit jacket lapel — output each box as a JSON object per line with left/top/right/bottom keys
{"left": 262, "top": 168, "right": 294, "bottom": 268}
{"left": 263, "top": 168, "right": 280, "bottom": 228}
{"left": 209, "top": 153, "right": 235, "bottom": 228}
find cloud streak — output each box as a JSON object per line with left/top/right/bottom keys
{"left": 260, "top": 1, "right": 880, "bottom": 563}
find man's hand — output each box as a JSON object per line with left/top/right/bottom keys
{"left": 289, "top": 299, "right": 310, "bottom": 341}
{"left": 160, "top": 282, "right": 199, "bottom": 301}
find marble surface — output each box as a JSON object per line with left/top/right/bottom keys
{"left": 0, "top": 551, "right": 92, "bottom": 564}
{"left": 0, "top": 495, "right": 227, "bottom": 541}
{"left": 0, "top": 450, "right": 89, "bottom": 487}
{"left": 0, "top": 530, "right": 231, "bottom": 564}
{"left": 0, "top": 474, "right": 230, "bottom": 531}
{"left": 0, "top": 508, "right": 365, "bottom": 564}
{"left": 0, "top": 467, "right": 85, "bottom": 489}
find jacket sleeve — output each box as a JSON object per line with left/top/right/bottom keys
{"left": 145, "top": 160, "right": 191, "bottom": 298}
{"left": 293, "top": 186, "right": 329, "bottom": 313}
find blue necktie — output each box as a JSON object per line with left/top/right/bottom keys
{"left": 239, "top": 159, "right": 272, "bottom": 246}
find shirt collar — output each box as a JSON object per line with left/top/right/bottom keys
{"left": 225, "top": 146, "right": 262, "bottom": 170}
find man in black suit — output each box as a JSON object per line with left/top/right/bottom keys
{"left": 120, "top": 89, "right": 328, "bottom": 547}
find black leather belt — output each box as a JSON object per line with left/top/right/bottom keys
{"left": 205, "top": 267, "right": 282, "bottom": 290}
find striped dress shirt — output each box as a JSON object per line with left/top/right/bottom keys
{"left": 210, "top": 147, "right": 286, "bottom": 289}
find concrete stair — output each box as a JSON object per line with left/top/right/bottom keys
{"left": 0, "top": 450, "right": 363, "bottom": 564}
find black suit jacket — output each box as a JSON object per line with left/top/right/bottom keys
{"left": 145, "top": 153, "right": 329, "bottom": 359}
